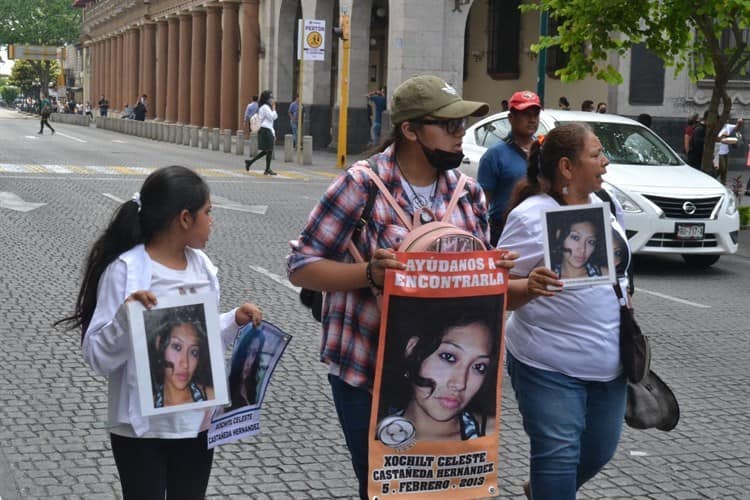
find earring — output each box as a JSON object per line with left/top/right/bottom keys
{"left": 562, "top": 185, "right": 569, "bottom": 196}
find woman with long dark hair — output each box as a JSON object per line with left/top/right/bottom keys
{"left": 227, "top": 330, "right": 266, "bottom": 410}
{"left": 245, "top": 90, "right": 278, "bottom": 175}
{"left": 376, "top": 296, "right": 501, "bottom": 443}
{"left": 498, "top": 123, "right": 632, "bottom": 499}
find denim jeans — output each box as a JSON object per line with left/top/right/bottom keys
{"left": 290, "top": 122, "right": 298, "bottom": 147}
{"left": 328, "top": 374, "right": 372, "bottom": 500}
{"left": 507, "top": 351, "right": 626, "bottom": 500}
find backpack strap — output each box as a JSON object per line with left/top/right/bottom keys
{"left": 442, "top": 173, "right": 469, "bottom": 222}
{"left": 346, "top": 159, "right": 382, "bottom": 263}
{"left": 350, "top": 164, "right": 413, "bottom": 230}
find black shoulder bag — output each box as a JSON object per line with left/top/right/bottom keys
{"left": 299, "top": 160, "right": 379, "bottom": 322}
{"left": 614, "top": 283, "right": 650, "bottom": 384}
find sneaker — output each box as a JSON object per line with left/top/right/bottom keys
{"left": 244, "top": 159, "right": 253, "bottom": 171}
{"left": 264, "top": 169, "right": 278, "bottom": 176}
{"left": 51, "top": 130, "right": 55, "bottom": 135}
{"left": 37, "top": 131, "right": 43, "bottom": 134}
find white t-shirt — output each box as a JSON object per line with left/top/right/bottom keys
{"left": 258, "top": 104, "right": 278, "bottom": 135}
{"left": 718, "top": 123, "right": 738, "bottom": 156}
{"left": 498, "top": 193, "right": 629, "bottom": 381}
{"left": 111, "top": 250, "right": 215, "bottom": 438}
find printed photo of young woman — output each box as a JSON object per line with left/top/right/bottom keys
{"left": 375, "top": 295, "right": 503, "bottom": 446}
{"left": 542, "top": 204, "right": 616, "bottom": 288}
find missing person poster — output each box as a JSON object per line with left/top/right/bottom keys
{"left": 128, "top": 292, "right": 229, "bottom": 417}
{"left": 207, "top": 321, "right": 291, "bottom": 449}
{"left": 368, "top": 251, "right": 508, "bottom": 500}
{"left": 541, "top": 204, "right": 616, "bottom": 288}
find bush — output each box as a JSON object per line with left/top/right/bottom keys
{"left": 739, "top": 205, "right": 750, "bottom": 228}
{"left": 0, "top": 85, "right": 20, "bottom": 105}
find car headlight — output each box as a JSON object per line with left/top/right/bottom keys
{"left": 603, "top": 183, "right": 643, "bottom": 213}
{"left": 725, "top": 188, "right": 737, "bottom": 215}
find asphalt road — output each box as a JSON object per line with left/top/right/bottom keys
{"left": 1, "top": 108, "right": 749, "bottom": 499}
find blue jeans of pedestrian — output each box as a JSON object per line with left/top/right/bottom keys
{"left": 328, "top": 374, "right": 372, "bottom": 500}
{"left": 290, "top": 122, "right": 298, "bottom": 147}
{"left": 506, "top": 351, "right": 626, "bottom": 500}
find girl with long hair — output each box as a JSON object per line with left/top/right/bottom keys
{"left": 244, "top": 90, "right": 278, "bottom": 175}
{"left": 57, "top": 165, "right": 262, "bottom": 499}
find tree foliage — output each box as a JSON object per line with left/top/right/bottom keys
{"left": 8, "top": 58, "right": 61, "bottom": 94}
{"left": 0, "top": 0, "right": 81, "bottom": 46}
{"left": 524, "top": 0, "right": 750, "bottom": 173}
{"left": 1, "top": 84, "right": 19, "bottom": 103}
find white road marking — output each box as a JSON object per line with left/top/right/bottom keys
{"left": 629, "top": 451, "right": 648, "bottom": 457}
{"left": 211, "top": 195, "right": 268, "bottom": 215}
{"left": 636, "top": 287, "right": 711, "bottom": 309}
{"left": 0, "top": 192, "right": 47, "bottom": 212}
{"left": 56, "top": 132, "right": 87, "bottom": 143}
{"left": 248, "top": 265, "right": 299, "bottom": 292}
{"left": 112, "top": 139, "right": 127, "bottom": 143}
{"left": 24, "top": 135, "right": 39, "bottom": 140}
{"left": 41, "top": 164, "right": 74, "bottom": 174}
{"left": 101, "top": 193, "right": 125, "bottom": 203}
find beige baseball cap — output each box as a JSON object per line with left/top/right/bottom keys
{"left": 390, "top": 75, "right": 489, "bottom": 124}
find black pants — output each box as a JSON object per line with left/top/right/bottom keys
{"left": 489, "top": 218, "right": 504, "bottom": 248}
{"left": 39, "top": 114, "right": 54, "bottom": 133}
{"left": 110, "top": 431, "right": 214, "bottom": 500}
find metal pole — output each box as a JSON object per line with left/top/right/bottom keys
{"left": 336, "top": 9, "right": 350, "bottom": 169}
{"left": 536, "top": 10, "right": 549, "bottom": 103}
{"left": 296, "top": 38, "right": 304, "bottom": 164}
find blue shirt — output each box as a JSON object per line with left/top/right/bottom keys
{"left": 244, "top": 101, "right": 258, "bottom": 122}
{"left": 289, "top": 101, "right": 300, "bottom": 121}
{"left": 369, "top": 95, "right": 386, "bottom": 124}
{"left": 477, "top": 135, "right": 529, "bottom": 222}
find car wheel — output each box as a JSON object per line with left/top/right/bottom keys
{"left": 681, "top": 254, "right": 720, "bottom": 268}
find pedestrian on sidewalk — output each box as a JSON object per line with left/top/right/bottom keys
{"left": 367, "top": 87, "right": 386, "bottom": 146}
{"left": 38, "top": 94, "right": 55, "bottom": 135}
{"left": 717, "top": 117, "right": 743, "bottom": 185}
{"left": 98, "top": 94, "right": 110, "bottom": 117}
{"left": 84, "top": 101, "right": 94, "bottom": 121}
{"left": 244, "top": 90, "right": 278, "bottom": 175}
{"left": 56, "top": 165, "right": 263, "bottom": 500}
{"left": 133, "top": 94, "right": 147, "bottom": 121}
{"left": 243, "top": 95, "right": 259, "bottom": 133}
{"left": 287, "top": 74, "right": 524, "bottom": 500}
{"left": 289, "top": 94, "right": 302, "bottom": 148}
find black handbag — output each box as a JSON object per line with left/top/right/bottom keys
{"left": 626, "top": 370, "right": 679, "bottom": 431}
{"left": 614, "top": 284, "right": 651, "bottom": 384}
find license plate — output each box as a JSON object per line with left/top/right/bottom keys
{"left": 675, "top": 223, "right": 705, "bottom": 240}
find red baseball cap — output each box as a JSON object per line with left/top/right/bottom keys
{"left": 509, "top": 90, "right": 541, "bottom": 111}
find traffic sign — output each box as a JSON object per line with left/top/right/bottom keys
{"left": 298, "top": 19, "right": 326, "bottom": 61}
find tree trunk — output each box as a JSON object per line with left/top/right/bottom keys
{"left": 700, "top": 70, "right": 732, "bottom": 177}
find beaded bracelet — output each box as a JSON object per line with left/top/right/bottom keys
{"left": 366, "top": 262, "right": 383, "bottom": 294}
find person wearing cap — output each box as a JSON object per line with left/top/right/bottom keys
{"left": 477, "top": 90, "right": 541, "bottom": 246}
{"left": 287, "top": 75, "right": 527, "bottom": 499}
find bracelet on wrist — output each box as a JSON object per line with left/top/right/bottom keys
{"left": 366, "top": 262, "right": 383, "bottom": 294}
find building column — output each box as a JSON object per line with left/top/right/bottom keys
{"left": 128, "top": 27, "right": 140, "bottom": 106}
{"left": 238, "top": 0, "right": 259, "bottom": 131}
{"left": 155, "top": 20, "right": 168, "bottom": 120}
{"left": 204, "top": 4, "right": 222, "bottom": 129}
{"left": 165, "top": 16, "right": 180, "bottom": 122}
{"left": 177, "top": 13, "right": 193, "bottom": 124}
{"left": 142, "top": 22, "right": 157, "bottom": 119}
{"left": 220, "top": 0, "right": 240, "bottom": 132}
{"left": 190, "top": 9, "right": 207, "bottom": 127}
{"left": 115, "top": 33, "right": 124, "bottom": 111}
{"left": 107, "top": 37, "right": 115, "bottom": 107}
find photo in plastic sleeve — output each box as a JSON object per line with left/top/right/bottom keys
{"left": 206, "top": 321, "right": 291, "bottom": 448}
{"left": 128, "top": 291, "right": 228, "bottom": 416}
{"left": 375, "top": 294, "right": 504, "bottom": 446}
{"left": 541, "top": 204, "right": 615, "bottom": 288}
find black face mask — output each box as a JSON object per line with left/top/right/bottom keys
{"left": 417, "top": 137, "right": 465, "bottom": 171}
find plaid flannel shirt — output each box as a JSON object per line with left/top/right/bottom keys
{"left": 287, "top": 145, "right": 490, "bottom": 389}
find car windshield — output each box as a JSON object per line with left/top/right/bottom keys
{"left": 558, "top": 121, "right": 683, "bottom": 166}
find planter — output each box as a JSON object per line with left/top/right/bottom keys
{"left": 739, "top": 205, "right": 750, "bottom": 228}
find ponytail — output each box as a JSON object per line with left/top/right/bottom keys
{"left": 56, "top": 166, "right": 210, "bottom": 339}
{"left": 505, "top": 123, "right": 591, "bottom": 220}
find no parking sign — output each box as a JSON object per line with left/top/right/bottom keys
{"left": 298, "top": 19, "right": 326, "bottom": 61}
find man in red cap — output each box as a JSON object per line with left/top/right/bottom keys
{"left": 478, "top": 90, "right": 541, "bottom": 245}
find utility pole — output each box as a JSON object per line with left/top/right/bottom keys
{"left": 335, "top": 7, "right": 350, "bottom": 169}
{"left": 536, "top": 10, "right": 549, "bottom": 104}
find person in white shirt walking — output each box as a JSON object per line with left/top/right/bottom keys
{"left": 244, "top": 90, "right": 278, "bottom": 175}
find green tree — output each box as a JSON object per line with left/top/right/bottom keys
{"left": 1, "top": 84, "right": 19, "bottom": 104}
{"left": 524, "top": 0, "right": 750, "bottom": 173}
{"left": 8, "top": 59, "right": 61, "bottom": 95}
{"left": 0, "top": 0, "right": 81, "bottom": 99}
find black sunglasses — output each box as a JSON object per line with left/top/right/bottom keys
{"left": 414, "top": 117, "right": 468, "bottom": 135}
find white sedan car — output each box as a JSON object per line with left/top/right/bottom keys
{"left": 461, "top": 109, "right": 740, "bottom": 267}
